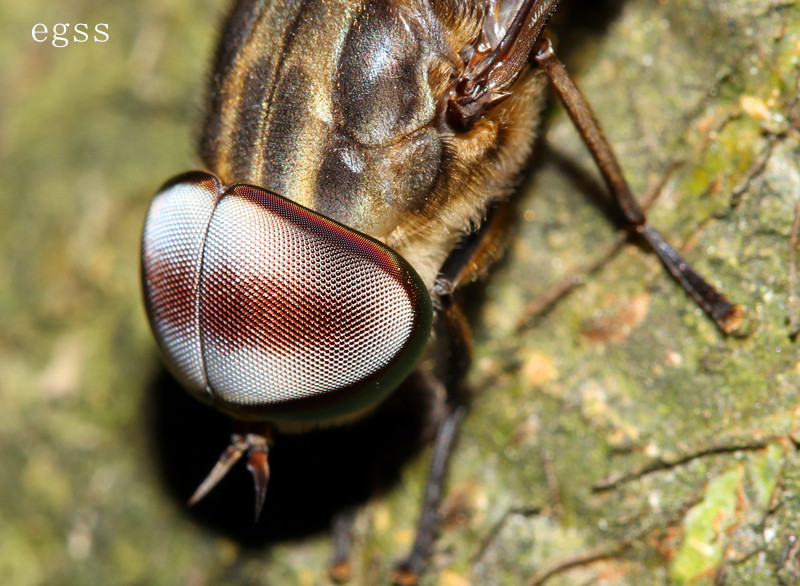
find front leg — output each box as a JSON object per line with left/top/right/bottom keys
{"left": 532, "top": 37, "right": 744, "bottom": 334}
{"left": 447, "top": 0, "right": 742, "bottom": 333}
{"left": 391, "top": 200, "right": 517, "bottom": 584}
{"left": 392, "top": 295, "right": 471, "bottom": 585}
{"left": 326, "top": 294, "right": 471, "bottom": 586}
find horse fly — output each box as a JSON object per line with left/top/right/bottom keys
{"left": 141, "top": 0, "right": 743, "bottom": 582}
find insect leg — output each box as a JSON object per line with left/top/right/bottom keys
{"left": 393, "top": 396, "right": 467, "bottom": 585}
{"left": 329, "top": 505, "right": 358, "bottom": 583}
{"left": 533, "top": 37, "right": 744, "bottom": 333}
{"left": 392, "top": 206, "right": 514, "bottom": 584}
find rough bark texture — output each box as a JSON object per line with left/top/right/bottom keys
{"left": 1, "top": 1, "right": 799, "bottom": 585}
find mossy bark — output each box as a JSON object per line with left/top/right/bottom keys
{"left": 1, "top": 1, "right": 799, "bottom": 585}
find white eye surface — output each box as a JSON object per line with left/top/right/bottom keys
{"left": 141, "top": 172, "right": 432, "bottom": 422}
{"left": 141, "top": 172, "right": 222, "bottom": 399}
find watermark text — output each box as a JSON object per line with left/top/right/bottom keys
{"left": 32, "top": 23, "right": 109, "bottom": 48}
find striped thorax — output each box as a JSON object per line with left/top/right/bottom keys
{"left": 199, "top": 0, "right": 546, "bottom": 288}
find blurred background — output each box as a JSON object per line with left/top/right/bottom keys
{"left": 2, "top": 1, "right": 800, "bottom": 584}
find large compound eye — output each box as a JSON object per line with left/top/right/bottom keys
{"left": 142, "top": 171, "right": 432, "bottom": 422}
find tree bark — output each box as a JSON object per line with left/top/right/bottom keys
{"left": 0, "top": 1, "right": 798, "bottom": 585}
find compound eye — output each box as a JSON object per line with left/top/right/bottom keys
{"left": 141, "top": 172, "right": 223, "bottom": 399}
{"left": 142, "top": 172, "right": 432, "bottom": 422}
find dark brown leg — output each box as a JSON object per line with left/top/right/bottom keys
{"left": 327, "top": 363, "right": 468, "bottom": 585}
{"left": 533, "top": 37, "right": 744, "bottom": 334}
{"left": 392, "top": 405, "right": 468, "bottom": 585}
{"left": 447, "top": 0, "right": 742, "bottom": 332}
{"left": 391, "top": 297, "right": 471, "bottom": 585}
{"left": 322, "top": 202, "right": 513, "bottom": 584}
{"left": 326, "top": 296, "right": 472, "bottom": 585}
{"left": 390, "top": 206, "right": 515, "bottom": 584}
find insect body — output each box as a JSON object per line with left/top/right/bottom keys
{"left": 198, "top": 0, "right": 550, "bottom": 289}
{"left": 141, "top": 0, "right": 742, "bottom": 581}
